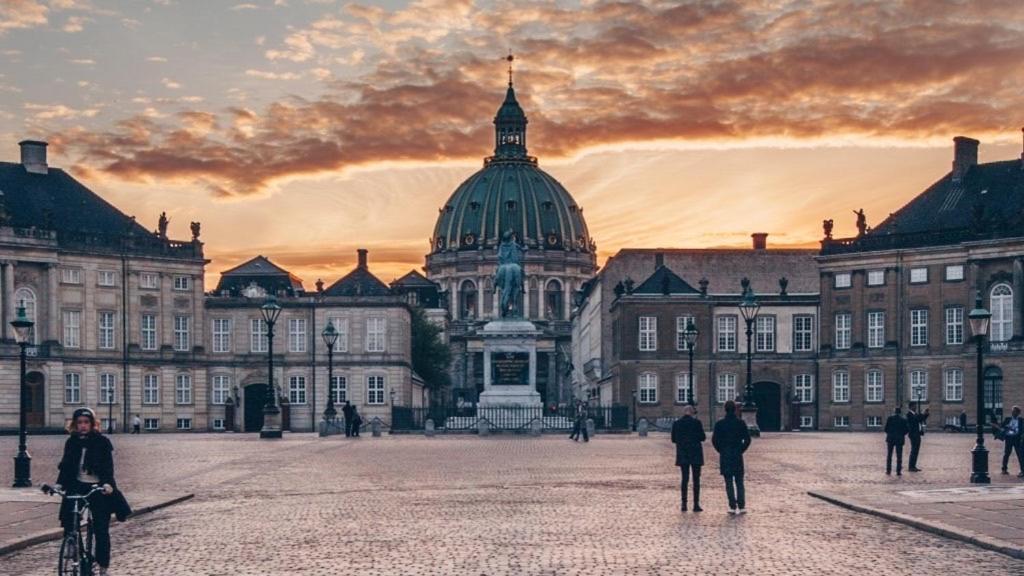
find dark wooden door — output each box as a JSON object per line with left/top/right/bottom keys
{"left": 753, "top": 382, "right": 782, "bottom": 432}
{"left": 244, "top": 384, "right": 268, "bottom": 432}
{"left": 25, "top": 372, "right": 45, "bottom": 429}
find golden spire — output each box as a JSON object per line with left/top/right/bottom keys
{"left": 506, "top": 50, "right": 514, "bottom": 87}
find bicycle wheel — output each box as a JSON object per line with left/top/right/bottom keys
{"left": 81, "top": 512, "right": 95, "bottom": 576}
{"left": 57, "top": 533, "right": 80, "bottom": 576}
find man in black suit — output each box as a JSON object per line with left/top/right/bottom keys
{"left": 998, "top": 406, "right": 1024, "bottom": 476}
{"left": 884, "top": 407, "right": 909, "bottom": 476}
{"left": 671, "top": 405, "right": 705, "bottom": 512}
{"left": 342, "top": 401, "right": 355, "bottom": 437}
{"left": 906, "top": 406, "right": 930, "bottom": 472}
{"left": 712, "top": 400, "right": 752, "bottom": 514}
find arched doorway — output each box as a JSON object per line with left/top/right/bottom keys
{"left": 25, "top": 371, "right": 45, "bottom": 429}
{"left": 984, "top": 366, "right": 1003, "bottom": 423}
{"left": 752, "top": 381, "right": 782, "bottom": 432}
{"left": 244, "top": 384, "right": 269, "bottom": 432}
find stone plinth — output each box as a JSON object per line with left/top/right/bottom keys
{"left": 478, "top": 319, "right": 542, "bottom": 407}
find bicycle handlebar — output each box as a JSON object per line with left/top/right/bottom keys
{"left": 41, "top": 484, "right": 105, "bottom": 499}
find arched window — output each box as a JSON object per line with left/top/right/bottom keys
{"left": 984, "top": 366, "right": 1003, "bottom": 421}
{"left": 459, "top": 279, "right": 477, "bottom": 320}
{"left": 14, "top": 287, "right": 37, "bottom": 344}
{"left": 545, "top": 279, "right": 563, "bottom": 320}
{"left": 990, "top": 284, "right": 1013, "bottom": 342}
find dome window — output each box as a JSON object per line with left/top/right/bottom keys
{"left": 469, "top": 201, "right": 480, "bottom": 211}
{"left": 505, "top": 200, "right": 517, "bottom": 211}
{"left": 462, "top": 233, "right": 476, "bottom": 247}
{"left": 542, "top": 201, "right": 554, "bottom": 211}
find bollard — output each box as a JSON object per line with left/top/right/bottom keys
{"left": 371, "top": 419, "right": 382, "bottom": 437}
{"left": 477, "top": 418, "right": 490, "bottom": 436}
{"left": 638, "top": 418, "right": 649, "bottom": 437}
{"left": 585, "top": 418, "right": 596, "bottom": 439}
{"left": 530, "top": 419, "right": 542, "bottom": 437}
{"left": 425, "top": 419, "right": 436, "bottom": 437}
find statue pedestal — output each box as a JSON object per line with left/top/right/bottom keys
{"left": 478, "top": 319, "right": 542, "bottom": 407}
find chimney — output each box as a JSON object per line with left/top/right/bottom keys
{"left": 952, "top": 136, "right": 979, "bottom": 182}
{"left": 357, "top": 248, "right": 368, "bottom": 269}
{"left": 751, "top": 233, "right": 768, "bottom": 250}
{"left": 19, "top": 140, "right": 48, "bottom": 174}
{"left": 654, "top": 252, "right": 664, "bottom": 269}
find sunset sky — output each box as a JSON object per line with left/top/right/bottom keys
{"left": 1, "top": 0, "right": 1023, "bottom": 288}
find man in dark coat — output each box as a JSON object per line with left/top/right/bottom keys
{"left": 342, "top": 401, "right": 355, "bottom": 437}
{"left": 997, "top": 405, "right": 1024, "bottom": 476}
{"left": 671, "top": 405, "right": 705, "bottom": 512}
{"left": 906, "top": 406, "right": 929, "bottom": 472}
{"left": 712, "top": 400, "right": 752, "bottom": 514}
{"left": 884, "top": 406, "right": 909, "bottom": 476}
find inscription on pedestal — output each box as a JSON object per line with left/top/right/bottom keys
{"left": 491, "top": 352, "right": 529, "bottom": 386}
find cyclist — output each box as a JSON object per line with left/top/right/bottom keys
{"left": 51, "top": 408, "right": 121, "bottom": 576}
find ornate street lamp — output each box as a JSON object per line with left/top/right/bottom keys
{"left": 631, "top": 388, "right": 638, "bottom": 431}
{"left": 11, "top": 306, "right": 34, "bottom": 487}
{"left": 968, "top": 290, "right": 991, "bottom": 484}
{"left": 260, "top": 297, "right": 283, "bottom": 439}
{"left": 321, "top": 321, "right": 339, "bottom": 422}
{"left": 683, "top": 319, "right": 699, "bottom": 406}
{"left": 738, "top": 282, "right": 760, "bottom": 408}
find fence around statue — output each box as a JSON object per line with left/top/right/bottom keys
{"left": 391, "top": 404, "right": 629, "bottom": 433}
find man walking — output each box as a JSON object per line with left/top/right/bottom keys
{"left": 131, "top": 414, "right": 141, "bottom": 435}
{"left": 997, "top": 406, "right": 1024, "bottom": 476}
{"left": 570, "top": 401, "right": 589, "bottom": 442}
{"left": 342, "top": 401, "right": 355, "bottom": 437}
{"left": 906, "top": 406, "right": 930, "bottom": 472}
{"left": 671, "top": 405, "right": 705, "bottom": 512}
{"left": 884, "top": 407, "right": 909, "bottom": 476}
{"left": 712, "top": 400, "right": 751, "bottom": 514}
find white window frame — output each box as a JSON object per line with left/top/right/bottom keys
{"left": 945, "top": 265, "right": 964, "bottom": 281}
{"left": 61, "top": 268, "right": 82, "bottom": 284}
{"left": 173, "top": 275, "right": 191, "bottom": 291}
{"left": 991, "top": 284, "right": 1013, "bottom": 343}
{"left": 867, "top": 311, "right": 885, "bottom": 349}
{"left": 327, "top": 317, "right": 349, "bottom": 353}
{"left": 910, "top": 309, "right": 928, "bottom": 347}
{"left": 211, "top": 375, "right": 230, "bottom": 405}
{"left": 794, "top": 374, "right": 814, "bottom": 403}
{"left": 717, "top": 315, "right": 737, "bottom": 352}
{"left": 834, "top": 313, "right": 851, "bottom": 350}
{"left": 755, "top": 315, "right": 775, "bottom": 352}
{"left": 909, "top": 369, "right": 928, "bottom": 403}
{"left": 64, "top": 372, "right": 81, "bottom": 404}
{"left": 866, "top": 269, "right": 885, "bottom": 286}
{"left": 97, "top": 270, "right": 116, "bottom": 287}
{"left": 175, "top": 373, "right": 193, "bottom": 405}
{"left": 144, "top": 418, "right": 159, "bottom": 431}
{"left": 833, "top": 415, "right": 850, "bottom": 428}
{"left": 675, "top": 316, "right": 695, "bottom": 351}
{"left": 799, "top": 415, "right": 814, "bottom": 428}
{"left": 367, "top": 375, "right": 386, "bottom": 404}
{"left": 945, "top": 306, "right": 964, "bottom": 345}
{"left": 212, "top": 418, "right": 225, "bottom": 431}
{"left": 250, "top": 318, "right": 268, "bottom": 353}
{"left": 638, "top": 372, "right": 658, "bottom": 403}
{"left": 141, "top": 314, "right": 158, "bottom": 351}
{"left": 675, "top": 372, "right": 694, "bottom": 404}
{"left": 909, "top": 267, "right": 928, "bottom": 284}
{"left": 140, "top": 272, "right": 159, "bottom": 290}
{"left": 173, "top": 315, "right": 191, "bottom": 352}
{"left": 212, "top": 318, "right": 232, "bottom": 353}
{"left": 638, "top": 316, "right": 657, "bottom": 352}
{"left": 366, "top": 317, "right": 386, "bottom": 353}
{"left": 143, "top": 374, "right": 160, "bottom": 405}
{"left": 62, "top": 310, "right": 81, "bottom": 349}
{"left": 98, "top": 311, "right": 116, "bottom": 350}
{"left": 716, "top": 373, "right": 736, "bottom": 404}
{"left": 866, "top": 415, "right": 882, "bottom": 428}
{"left": 176, "top": 418, "right": 192, "bottom": 430}
{"left": 793, "top": 315, "right": 814, "bottom": 352}
{"left": 944, "top": 368, "right": 963, "bottom": 402}
{"left": 865, "top": 369, "right": 884, "bottom": 403}
{"left": 99, "top": 373, "right": 116, "bottom": 405}
{"left": 330, "top": 375, "right": 347, "bottom": 404}
{"left": 834, "top": 272, "right": 852, "bottom": 288}
{"left": 288, "top": 375, "right": 307, "bottom": 404}
{"left": 288, "top": 318, "right": 307, "bottom": 353}
{"left": 832, "top": 370, "right": 850, "bottom": 403}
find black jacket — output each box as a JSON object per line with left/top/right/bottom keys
{"left": 884, "top": 414, "right": 909, "bottom": 445}
{"left": 712, "top": 414, "right": 751, "bottom": 476}
{"left": 1000, "top": 416, "right": 1024, "bottom": 442}
{"left": 906, "top": 410, "right": 929, "bottom": 439}
{"left": 671, "top": 415, "right": 706, "bottom": 467}
{"left": 56, "top": 433, "right": 131, "bottom": 523}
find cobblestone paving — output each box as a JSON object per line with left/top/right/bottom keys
{"left": 1, "top": 432, "right": 1022, "bottom": 575}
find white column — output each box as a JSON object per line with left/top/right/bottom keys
{"left": 564, "top": 279, "right": 572, "bottom": 320}
{"left": 523, "top": 279, "right": 530, "bottom": 320}
{"left": 3, "top": 261, "right": 15, "bottom": 340}
{"left": 477, "top": 276, "right": 484, "bottom": 319}
{"left": 537, "top": 277, "right": 545, "bottom": 320}
{"left": 448, "top": 279, "right": 457, "bottom": 318}
{"left": 48, "top": 264, "right": 59, "bottom": 343}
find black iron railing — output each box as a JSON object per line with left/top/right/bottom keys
{"left": 392, "top": 404, "right": 629, "bottom": 432}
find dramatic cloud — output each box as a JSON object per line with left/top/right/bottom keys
{"left": 0, "top": 0, "right": 48, "bottom": 33}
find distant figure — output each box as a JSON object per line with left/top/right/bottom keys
{"left": 569, "top": 401, "right": 589, "bottom": 442}
{"left": 995, "top": 406, "right": 1024, "bottom": 476}
{"left": 884, "top": 407, "right": 909, "bottom": 476}
{"left": 342, "top": 401, "right": 355, "bottom": 437}
{"left": 350, "top": 407, "right": 363, "bottom": 438}
{"left": 822, "top": 218, "right": 834, "bottom": 240}
{"left": 959, "top": 410, "right": 968, "bottom": 432}
{"left": 671, "top": 405, "right": 705, "bottom": 512}
{"left": 906, "top": 406, "right": 930, "bottom": 472}
{"left": 131, "top": 414, "right": 141, "bottom": 435}
{"left": 157, "top": 212, "right": 169, "bottom": 238}
{"left": 712, "top": 400, "right": 752, "bottom": 514}
{"left": 854, "top": 208, "right": 867, "bottom": 236}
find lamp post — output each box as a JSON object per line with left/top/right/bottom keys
{"left": 683, "top": 319, "right": 699, "bottom": 406}
{"left": 631, "top": 388, "right": 637, "bottom": 431}
{"left": 322, "top": 321, "right": 339, "bottom": 422}
{"left": 968, "top": 291, "right": 991, "bottom": 484}
{"left": 738, "top": 281, "right": 761, "bottom": 433}
{"left": 260, "top": 297, "right": 283, "bottom": 439}
{"left": 11, "top": 306, "right": 33, "bottom": 487}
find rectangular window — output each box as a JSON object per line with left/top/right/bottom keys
{"left": 62, "top": 310, "right": 81, "bottom": 348}
{"left": 173, "top": 315, "right": 191, "bottom": 352}
{"left": 832, "top": 370, "right": 850, "bottom": 403}
{"left": 327, "top": 317, "right": 349, "bottom": 353}
{"left": 175, "top": 373, "right": 192, "bottom": 404}
{"left": 211, "top": 375, "right": 230, "bottom": 405}
{"left": 944, "top": 368, "right": 963, "bottom": 402}
{"left": 144, "top": 418, "right": 159, "bottom": 431}
{"left": 141, "top": 314, "right": 158, "bottom": 351}
{"left": 793, "top": 315, "right": 814, "bottom": 352}
{"left": 143, "top": 374, "right": 160, "bottom": 405}
{"left": 638, "top": 372, "right": 658, "bottom": 403}
{"left": 288, "top": 375, "right": 307, "bottom": 404}
{"left": 866, "top": 415, "right": 882, "bottom": 428}
{"left": 140, "top": 272, "right": 159, "bottom": 289}
{"left": 800, "top": 416, "right": 814, "bottom": 429}
{"left": 867, "top": 311, "right": 885, "bottom": 349}
{"left": 867, "top": 270, "right": 885, "bottom": 286}
{"left": 100, "top": 418, "right": 116, "bottom": 432}
{"left": 865, "top": 370, "right": 884, "bottom": 403}
{"left": 64, "top": 373, "right": 81, "bottom": 404}
{"left": 366, "top": 317, "right": 386, "bottom": 353}
{"left": 176, "top": 418, "right": 192, "bottom": 430}
{"left": 716, "top": 373, "right": 736, "bottom": 404}
{"left": 288, "top": 318, "right": 307, "bottom": 353}
{"left": 834, "top": 272, "right": 852, "bottom": 288}
{"left": 367, "top": 375, "right": 386, "bottom": 404}
{"left": 173, "top": 275, "right": 191, "bottom": 291}
{"left": 834, "top": 313, "right": 851, "bottom": 350}
{"left": 98, "top": 311, "right": 116, "bottom": 350}
{"left": 944, "top": 265, "right": 964, "bottom": 281}
{"left": 833, "top": 416, "right": 850, "bottom": 428}
{"left": 909, "top": 369, "right": 928, "bottom": 402}
{"left": 638, "top": 316, "right": 657, "bottom": 351}
{"left": 675, "top": 316, "right": 695, "bottom": 351}
{"left": 717, "top": 315, "right": 737, "bottom": 352}
{"left": 910, "top": 267, "right": 928, "bottom": 284}
{"left": 675, "top": 373, "right": 694, "bottom": 404}
{"left": 911, "top": 309, "right": 928, "bottom": 347}
{"left": 212, "top": 318, "right": 232, "bottom": 353}
{"left": 99, "top": 373, "right": 116, "bottom": 405}
{"left": 61, "top": 268, "right": 82, "bottom": 284}
{"left": 945, "top": 306, "right": 964, "bottom": 345}
{"left": 97, "top": 270, "right": 116, "bottom": 287}
{"left": 250, "top": 318, "right": 268, "bottom": 353}
{"left": 212, "top": 418, "right": 225, "bottom": 431}
{"left": 794, "top": 374, "right": 814, "bottom": 403}
{"left": 331, "top": 375, "right": 347, "bottom": 404}
{"left": 755, "top": 316, "right": 775, "bottom": 352}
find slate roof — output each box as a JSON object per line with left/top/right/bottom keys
{"left": 214, "top": 255, "right": 303, "bottom": 295}
{"left": 390, "top": 269, "right": 437, "bottom": 289}
{"left": 324, "top": 264, "right": 391, "bottom": 297}
{"left": 632, "top": 265, "right": 700, "bottom": 295}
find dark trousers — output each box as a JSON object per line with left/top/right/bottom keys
{"left": 886, "top": 441, "right": 904, "bottom": 473}
{"left": 723, "top": 473, "right": 745, "bottom": 510}
{"left": 131, "top": 424, "right": 140, "bottom": 434}
{"left": 908, "top": 436, "right": 922, "bottom": 469}
{"left": 569, "top": 420, "right": 580, "bottom": 440}
{"left": 344, "top": 417, "right": 353, "bottom": 437}
{"left": 679, "top": 464, "right": 701, "bottom": 507}
{"left": 61, "top": 481, "right": 112, "bottom": 568}
{"left": 1002, "top": 437, "right": 1023, "bottom": 472}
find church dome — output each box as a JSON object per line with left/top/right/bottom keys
{"left": 430, "top": 79, "right": 594, "bottom": 255}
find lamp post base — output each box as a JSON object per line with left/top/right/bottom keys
{"left": 970, "top": 443, "right": 991, "bottom": 484}
{"left": 12, "top": 451, "right": 32, "bottom": 488}
{"left": 741, "top": 406, "right": 761, "bottom": 437}
{"left": 260, "top": 407, "right": 283, "bottom": 439}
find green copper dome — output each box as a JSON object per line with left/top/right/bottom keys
{"left": 431, "top": 83, "right": 593, "bottom": 254}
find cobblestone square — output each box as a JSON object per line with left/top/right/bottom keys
{"left": 1, "top": 432, "right": 1022, "bottom": 575}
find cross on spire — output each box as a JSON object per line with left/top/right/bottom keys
{"left": 506, "top": 50, "right": 514, "bottom": 87}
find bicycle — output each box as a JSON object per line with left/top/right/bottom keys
{"left": 41, "top": 483, "right": 104, "bottom": 576}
